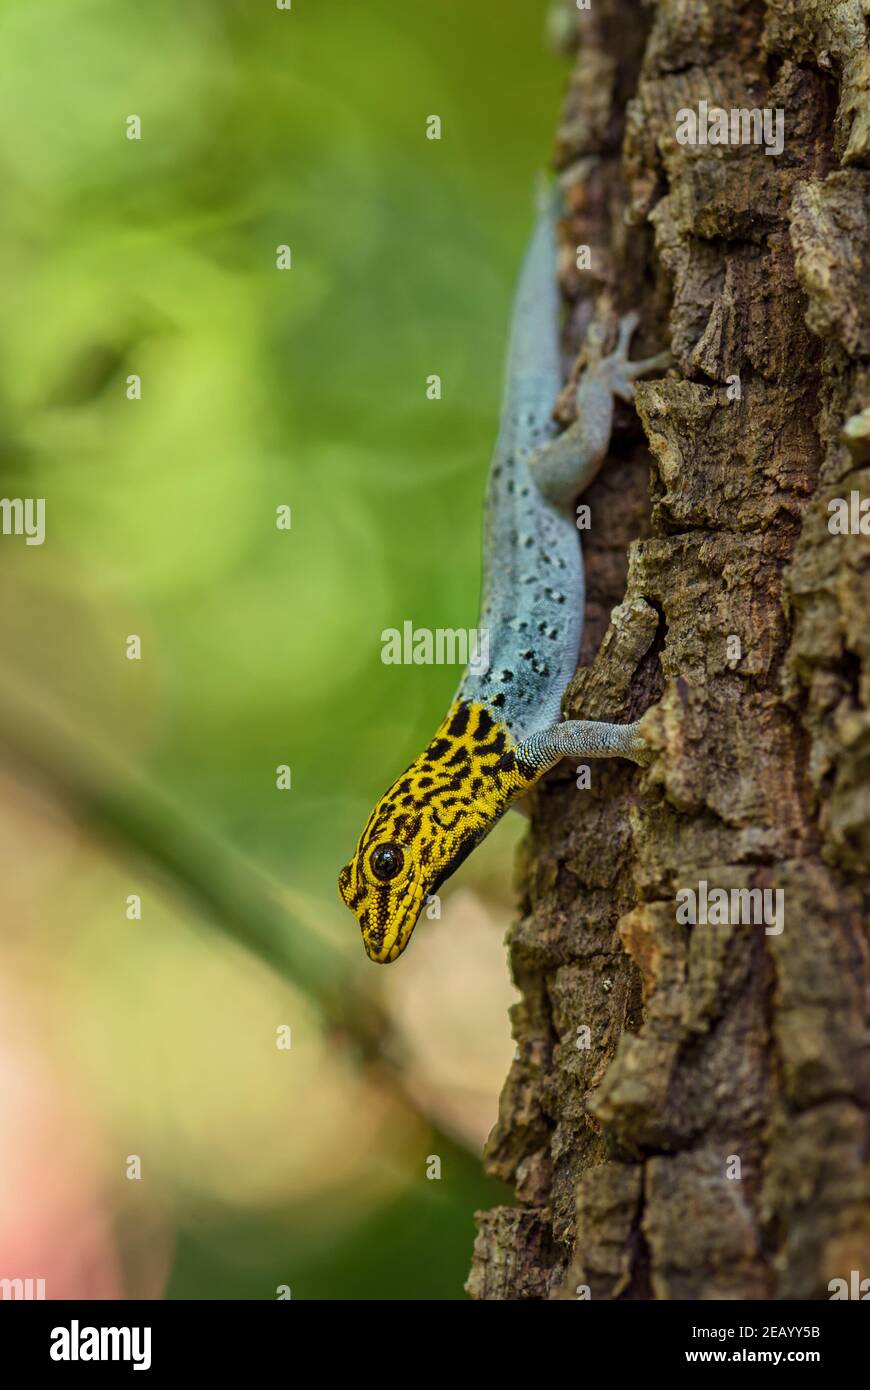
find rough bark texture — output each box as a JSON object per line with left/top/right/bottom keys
{"left": 467, "top": 0, "right": 870, "bottom": 1302}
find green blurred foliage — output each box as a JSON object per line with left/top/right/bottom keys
{"left": 0, "top": 0, "right": 564, "bottom": 1297}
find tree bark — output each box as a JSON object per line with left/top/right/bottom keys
{"left": 467, "top": 0, "right": 870, "bottom": 1302}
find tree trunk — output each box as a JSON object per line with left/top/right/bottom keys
{"left": 467, "top": 0, "right": 870, "bottom": 1302}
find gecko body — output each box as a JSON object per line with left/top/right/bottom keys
{"left": 338, "top": 196, "right": 668, "bottom": 963}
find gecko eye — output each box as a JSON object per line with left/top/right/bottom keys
{"left": 369, "top": 843, "right": 404, "bottom": 881}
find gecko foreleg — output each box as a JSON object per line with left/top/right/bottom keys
{"left": 516, "top": 717, "right": 653, "bottom": 775}
{"left": 528, "top": 311, "right": 671, "bottom": 510}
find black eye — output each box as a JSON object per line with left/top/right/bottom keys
{"left": 370, "top": 843, "right": 404, "bottom": 881}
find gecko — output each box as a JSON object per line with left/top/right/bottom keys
{"left": 338, "top": 192, "right": 669, "bottom": 963}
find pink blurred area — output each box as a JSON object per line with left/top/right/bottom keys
{"left": 0, "top": 987, "right": 171, "bottom": 1300}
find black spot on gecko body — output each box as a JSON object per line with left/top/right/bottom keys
{"left": 474, "top": 708, "right": 494, "bottom": 739}
{"left": 477, "top": 731, "right": 507, "bottom": 757}
{"left": 448, "top": 703, "right": 471, "bottom": 737}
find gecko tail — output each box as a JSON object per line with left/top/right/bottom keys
{"left": 533, "top": 169, "right": 563, "bottom": 220}
{"left": 500, "top": 173, "right": 564, "bottom": 423}
{"left": 533, "top": 168, "right": 550, "bottom": 216}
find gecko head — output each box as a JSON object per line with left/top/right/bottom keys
{"left": 338, "top": 701, "right": 526, "bottom": 963}
{"left": 337, "top": 825, "right": 431, "bottom": 964}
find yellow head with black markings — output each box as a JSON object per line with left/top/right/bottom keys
{"left": 338, "top": 699, "right": 533, "bottom": 962}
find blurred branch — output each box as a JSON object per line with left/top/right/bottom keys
{"left": 0, "top": 667, "right": 483, "bottom": 1161}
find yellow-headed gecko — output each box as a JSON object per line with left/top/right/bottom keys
{"left": 338, "top": 194, "right": 669, "bottom": 963}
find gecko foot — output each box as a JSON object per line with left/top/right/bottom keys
{"left": 625, "top": 720, "right": 655, "bottom": 766}
{"left": 600, "top": 313, "right": 671, "bottom": 403}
